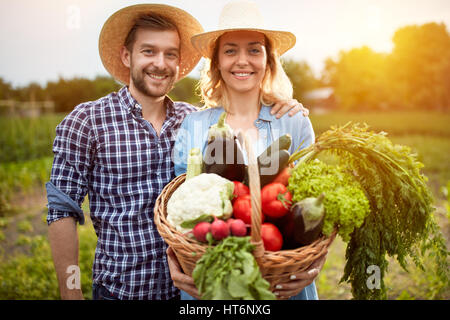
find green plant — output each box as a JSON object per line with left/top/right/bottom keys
{"left": 290, "top": 122, "right": 449, "bottom": 299}
{"left": 17, "top": 220, "right": 33, "bottom": 233}
{"left": 0, "top": 157, "right": 53, "bottom": 216}
{"left": 0, "top": 224, "right": 97, "bottom": 299}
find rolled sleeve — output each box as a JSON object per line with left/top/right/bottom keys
{"left": 47, "top": 208, "right": 78, "bottom": 225}
{"left": 47, "top": 104, "right": 94, "bottom": 225}
{"left": 46, "top": 181, "right": 85, "bottom": 225}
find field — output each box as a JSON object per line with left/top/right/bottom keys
{"left": 0, "top": 111, "right": 449, "bottom": 300}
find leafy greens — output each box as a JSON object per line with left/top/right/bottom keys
{"left": 192, "top": 236, "right": 276, "bottom": 300}
{"left": 289, "top": 122, "right": 449, "bottom": 299}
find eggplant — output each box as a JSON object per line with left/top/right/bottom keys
{"left": 203, "top": 112, "right": 246, "bottom": 181}
{"left": 281, "top": 193, "right": 326, "bottom": 249}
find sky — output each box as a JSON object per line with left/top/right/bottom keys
{"left": 0, "top": 0, "right": 449, "bottom": 87}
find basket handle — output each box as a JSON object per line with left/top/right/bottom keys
{"left": 241, "top": 133, "right": 265, "bottom": 259}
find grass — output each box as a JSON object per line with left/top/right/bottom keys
{"left": 0, "top": 220, "right": 96, "bottom": 300}
{"left": 0, "top": 114, "right": 65, "bottom": 163}
{"left": 390, "top": 135, "right": 450, "bottom": 192}
{"left": 0, "top": 157, "right": 53, "bottom": 216}
{"left": 317, "top": 209, "right": 450, "bottom": 300}
{"left": 309, "top": 110, "right": 450, "bottom": 137}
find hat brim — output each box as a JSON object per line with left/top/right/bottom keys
{"left": 191, "top": 28, "right": 296, "bottom": 59}
{"left": 99, "top": 4, "right": 204, "bottom": 85}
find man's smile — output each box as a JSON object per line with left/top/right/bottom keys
{"left": 146, "top": 72, "right": 169, "bottom": 81}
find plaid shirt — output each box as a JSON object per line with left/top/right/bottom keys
{"left": 47, "top": 86, "right": 196, "bottom": 300}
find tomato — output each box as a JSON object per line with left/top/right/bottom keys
{"left": 261, "top": 182, "right": 292, "bottom": 218}
{"left": 232, "top": 195, "right": 264, "bottom": 225}
{"left": 261, "top": 223, "right": 283, "bottom": 251}
{"left": 272, "top": 167, "right": 291, "bottom": 186}
{"left": 232, "top": 181, "right": 250, "bottom": 202}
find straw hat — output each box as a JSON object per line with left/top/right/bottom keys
{"left": 99, "top": 4, "right": 204, "bottom": 85}
{"left": 191, "top": 1, "right": 296, "bottom": 59}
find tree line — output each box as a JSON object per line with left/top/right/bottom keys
{"left": 322, "top": 22, "right": 450, "bottom": 111}
{"left": 1, "top": 22, "right": 448, "bottom": 113}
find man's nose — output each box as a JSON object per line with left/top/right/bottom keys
{"left": 152, "top": 52, "right": 167, "bottom": 69}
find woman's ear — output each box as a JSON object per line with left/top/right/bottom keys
{"left": 120, "top": 46, "right": 131, "bottom": 68}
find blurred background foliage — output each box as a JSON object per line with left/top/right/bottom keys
{"left": 1, "top": 22, "right": 449, "bottom": 113}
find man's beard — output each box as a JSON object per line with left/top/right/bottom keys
{"left": 130, "top": 65, "right": 177, "bottom": 98}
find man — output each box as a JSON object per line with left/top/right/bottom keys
{"left": 46, "top": 4, "right": 307, "bottom": 300}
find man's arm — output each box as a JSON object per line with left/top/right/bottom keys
{"left": 48, "top": 217, "right": 84, "bottom": 300}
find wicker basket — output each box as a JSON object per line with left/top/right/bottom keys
{"left": 154, "top": 135, "right": 336, "bottom": 291}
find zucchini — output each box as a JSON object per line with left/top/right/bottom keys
{"left": 259, "top": 149, "right": 290, "bottom": 187}
{"left": 186, "top": 148, "right": 204, "bottom": 180}
{"left": 259, "top": 134, "right": 292, "bottom": 160}
{"left": 244, "top": 149, "right": 290, "bottom": 187}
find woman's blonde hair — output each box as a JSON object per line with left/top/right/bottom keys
{"left": 198, "top": 33, "right": 293, "bottom": 110}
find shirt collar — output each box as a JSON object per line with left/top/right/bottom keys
{"left": 118, "top": 86, "right": 175, "bottom": 118}
{"left": 258, "top": 105, "right": 277, "bottom": 122}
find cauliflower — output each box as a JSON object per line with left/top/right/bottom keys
{"left": 167, "top": 173, "right": 234, "bottom": 233}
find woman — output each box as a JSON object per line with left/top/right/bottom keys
{"left": 168, "top": 1, "right": 326, "bottom": 300}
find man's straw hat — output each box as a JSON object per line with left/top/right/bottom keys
{"left": 191, "top": 1, "right": 296, "bottom": 59}
{"left": 99, "top": 4, "right": 204, "bottom": 85}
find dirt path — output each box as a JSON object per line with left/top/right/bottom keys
{"left": 0, "top": 188, "right": 49, "bottom": 259}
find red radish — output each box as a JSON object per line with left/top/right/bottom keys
{"left": 226, "top": 218, "right": 236, "bottom": 228}
{"left": 230, "top": 219, "right": 247, "bottom": 237}
{"left": 193, "top": 221, "right": 211, "bottom": 242}
{"left": 211, "top": 218, "right": 230, "bottom": 240}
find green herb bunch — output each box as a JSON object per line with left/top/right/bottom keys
{"left": 289, "top": 122, "right": 449, "bottom": 300}
{"left": 288, "top": 159, "right": 370, "bottom": 242}
{"left": 192, "top": 236, "right": 276, "bottom": 300}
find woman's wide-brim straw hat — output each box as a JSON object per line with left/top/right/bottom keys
{"left": 99, "top": 4, "right": 204, "bottom": 85}
{"left": 191, "top": 0, "right": 296, "bottom": 59}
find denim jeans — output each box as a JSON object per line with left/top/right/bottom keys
{"left": 181, "top": 281, "right": 319, "bottom": 300}
{"left": 92, "top": 283, "right": 119, "bottom": 300}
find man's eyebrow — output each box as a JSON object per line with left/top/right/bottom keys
{"left": 139, "top": 43, "right": 155, "bottom": 47}
{"left": 139, "top": 43, "right": 180, "bottom": 52}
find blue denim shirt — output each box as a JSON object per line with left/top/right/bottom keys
{"left": 173, "top": 105, "right": 318, "bottom": 300}
{"left": 173, "top": 105, "right": 314, "bottom": 176}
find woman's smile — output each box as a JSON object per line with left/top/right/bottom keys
{"left": 231, "top": 70, "right": 255, "bottom": 80}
